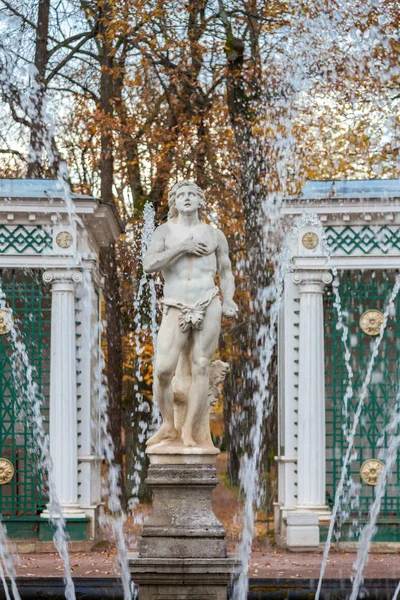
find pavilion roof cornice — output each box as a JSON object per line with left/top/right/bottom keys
{"left": 283, "top": 180, "right": 400, "bottom": 224}
{"left": 0, "top": 179, "right": 123, "bottom": 247}
{"left": 0, "top": 197, "right": 99, "bottom": 214}
{"left": 282, "top": 201, "right": 400, "bottom": 215}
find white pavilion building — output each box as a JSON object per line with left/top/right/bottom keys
{"left": 276, "top": 179, "right": 400, "bottom": 549}
{"left": 0, "top": 179, "right": 122, "bottom": 546}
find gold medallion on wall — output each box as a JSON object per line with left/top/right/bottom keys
{"left": 0, "top": 458, "right": 14, "bottom": 485}
{"left": 0, "top": 308, "right": 13, "bottom": 335}
{"left": 302, "top": 232, "right": 319, "bottom": 249}
{"left": 359, "top": 309, "right": 384, "bottom": 336}
{"left": 360, "top": 459, "right": 384, "bottom": 486}
{"left": 56, "top": 231, "right": 73, "bottom": 249}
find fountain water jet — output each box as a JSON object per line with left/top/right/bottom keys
{"left": 392, "top": 580, "right": 400, "bottom": 600}
{"left": 0, "top": 519, "right": 20, "bottom": 600}
{"left": 330, "top": 270, "right": 362, "bottom": 541}
{"left": 128, "top": 202, "right": 160, "bottom": 509}
{"left": 349, "top": 387, "right": 400, "bottom": 599}
{"left": 3, "top": 55, "right": 133, "bottom": 591}
{"left": 0, "top": 286, "right": 76, "bottom": 600}
{"left": 234, "top": 210, "right": 328, "bottom": 599}
{"left": 332, "top": 269, "right": 354, "bottom": 428}
{"left": 316, "top": 274, "right": 400, "bottom": 600}
{"left": 80, "top": 269, "right": 133, "bottom": 600}
{"left": 0, "top": 34, "right": 86, "bottom": 598}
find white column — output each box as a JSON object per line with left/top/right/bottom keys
{"left": 43, "top": 268, "right": 86, "bottom": 518}
{"left": 293, "top": 270, "right": 332, "bottom": 514}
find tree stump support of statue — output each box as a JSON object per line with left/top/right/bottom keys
{"left": 128, "top": 181, "right": 240, "bottom": 598}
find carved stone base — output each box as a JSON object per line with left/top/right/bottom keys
{"left": 129, "top": 556, "right": 239, "bottom": 600}
{"left": 129, "top": 453, "right": 240, "bottom": 597}
{"left": 139, "top": 460, "right": 225, "bottom": 559}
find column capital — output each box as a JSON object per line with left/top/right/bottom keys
{"left": 43, "top": 269, "right": 82, "bottom": 285}
{"left": 292, "top": 270, "right": 332, "bottom": 293}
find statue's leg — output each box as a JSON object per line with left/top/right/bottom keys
{"left": 172, "top": 337, "right": 193, "bottom": 435}
{"left": 146, "top": 308, "right": 189, "bottom": 446}
{"left": 181, "top": 297, "right": 222, "bottom": 447}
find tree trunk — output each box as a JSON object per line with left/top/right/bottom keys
{"left": 223, "top": 26, "right": 277, "bottom": 486}
{"left": 114, "top": 63, "right": 144, "bottom": 215}
{"left": 98, "top": 1, "right": 126, "bottom": 506}
{"left": 100, "top": 243, "right": 126, "bottom": 506}
{"left": 27, "top": 0, "right": 50, "bottom": 177}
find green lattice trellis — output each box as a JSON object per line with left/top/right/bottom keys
{"left": 0, "top": 225, "right": 52, "bottom": 254}
{"left": 325, "top": 226, "right": 400, "bottom": 255}
{"left": 325, "top": 270, "right": 400, "bottom": 528}
{"left": 0, "top": 270, "right": 50, "bottom": 518}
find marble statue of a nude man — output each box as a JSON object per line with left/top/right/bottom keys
{"left": 143, "top": 180, "right": 238, "bottom": 448}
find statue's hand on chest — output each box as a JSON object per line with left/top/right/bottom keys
{"left": 166, "top": 226, "right": 216, "bottom": 258}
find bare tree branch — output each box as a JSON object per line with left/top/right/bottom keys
{"left": 51, "top": 72, "right": 99, "bottom": 102}
{"left": 0, "top": 0, "right": 37, "bottom": 29}
{"left": 47, "top": 31, "right": 94, "bottom": 58}
{"left": 46, "top": 31, "right": 97, "bottom": 84}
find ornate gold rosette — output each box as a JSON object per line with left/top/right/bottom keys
{"left": 56, "top": 231, "right": 73, "bottom": 249}
{"left": 302, "top": 231, "right": 319, "bottom": 249}
{"left": 360, "top": 459, "right": 384, "bottom": 486}
{"left": 0, "top": 458, "right": 14, "bottom": 485}
{"left": 0, "top": 308, "right": 13, "bottom": 335}
{"left": 359, "top": 309, "right": 384, "bottom": 336}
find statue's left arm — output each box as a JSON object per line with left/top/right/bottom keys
{"left": 215, "top": 229, "right": 238, "bottom": 318}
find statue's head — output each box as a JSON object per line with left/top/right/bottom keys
{"left": 167, "top": 180, "right": 206, "bottom": 220}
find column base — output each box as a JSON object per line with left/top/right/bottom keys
{"left": 296, "top": 504, "right": 332, "bottom": 522}
{"left": 129, "top": 555, "right": 240, "bottom": 600}
{"left": 275, "top": 505, "right": 332, "bottom": 551}
{"left": 286, "top": 512, "right": 319, "bottom": 550}
{"left": 40, "top": 505, "right": 90, "bottom": 542}
{"left": 80, "top": 504, "right": 102, "bottom": 540}
{"left": 41, "top": 504, "right": 88, "bottom": 520}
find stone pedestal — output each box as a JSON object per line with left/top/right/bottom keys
{"left": 129, "top": 447, "right": 239, "bottom": 599}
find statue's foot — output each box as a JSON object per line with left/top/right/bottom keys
{"left": 181, "top": 427, "right": 197, "bottom": 447}
{"left": 146, "top": 424, "right": 177, "bottom": 447}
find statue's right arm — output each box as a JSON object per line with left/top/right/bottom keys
{"left": 143, "top": 226, "right": 174, "bottom": 273}
{"left": 144, "top": 225, "right": 211, "bottom": 273}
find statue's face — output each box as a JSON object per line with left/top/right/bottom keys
{"left": 175, "top": 184, "right": 202, "bottom": 214}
